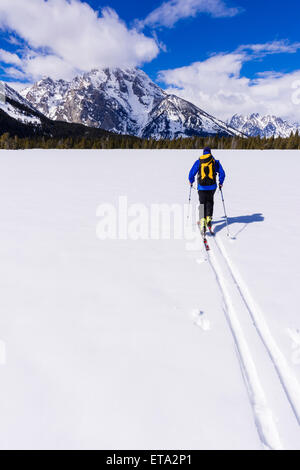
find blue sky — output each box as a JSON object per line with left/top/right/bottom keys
{"left": 1, "top": 0, "right": 300, "bottom": 120}
{"left": 90, "top": 0, "right": 300, "bottom": 82}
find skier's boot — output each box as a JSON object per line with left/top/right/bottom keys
{"left": 197, "top": 218, "right": 207, "bottom": 238}
{"left": 206, "top": 216, "right": 214, "bottom": 235}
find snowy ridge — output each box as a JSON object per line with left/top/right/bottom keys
{"left": 229, "top": 113, "right": 300, "bottom": 138}
{"left": 21, "top": 68, "right": 165, "bottom": 136}
{"left": 21, "top": 68, "right": 243, "bottom": 139}
{"left": 142, "top": 94, "right": 243, "bottom": 139}
{"left": 0, "top": 101, "right": 41, "bottom": 126}
{"left": 0, "top": 83, "right": 41, "bottom": 125}
{"left": 22, "top": 78, "right": 70, "bottom": 122}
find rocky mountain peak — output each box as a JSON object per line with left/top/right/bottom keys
{"left": 229, "top": 113, "right": 300, "bottom": 138}
{"left": 20, "top": 67, "right": 243, "bottom": 139}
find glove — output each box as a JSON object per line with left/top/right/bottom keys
{"left": 219, "top": 184, "right": 223, "bottom": 190}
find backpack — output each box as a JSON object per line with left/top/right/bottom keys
{"left": 197, "top": 154, "right": 217, "bottom": 187}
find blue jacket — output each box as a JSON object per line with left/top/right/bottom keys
{"left": 189, "top": 155, "right": 226, "bottom": 191}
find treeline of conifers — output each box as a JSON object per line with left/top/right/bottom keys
{"left": 1, "top": 131, "right": 300, "bottom": 150}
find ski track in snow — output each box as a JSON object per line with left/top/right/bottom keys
{"left": 215, "top": 236, "right": 300, "bottom": 427}
{"left": 206, "top": 242, "right": 282, "bottom": 450}
{"left": 196, "top": 230, "right": 300, "bottom": 450}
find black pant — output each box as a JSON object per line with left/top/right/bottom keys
{"left": 198, "top": 189, "right": 216, "bottom": 219}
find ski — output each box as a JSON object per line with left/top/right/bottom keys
{"left": 203, "top": 237, "right": 210, "bottom": 251}
{"left": 197, "top": 221, "right": 210, "bottom": 251}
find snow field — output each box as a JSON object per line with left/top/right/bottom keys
{"left": 0, "top": 149, "right": 299, "bottom": 449}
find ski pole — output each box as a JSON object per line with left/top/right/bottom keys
{"left": 187, "top": 185, "right": 193, "bottom": 221}
{"left": 219, "top": 187, "right": 231, "bottom": 237}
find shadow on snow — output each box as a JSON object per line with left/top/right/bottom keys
{"left": 213, "top": 213, "right": 264, "bottom": 238}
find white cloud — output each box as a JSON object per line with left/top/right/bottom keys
{"left": 3, "top": 80, "right": 33, "bottom": 92}
{"left": 140, "top": 0, "right": 241, "bottom": 29}
{"left": 24, "top": 54, "right": 80, "bottom": 81}
{"left": 238, "top": 40, "right": 300, "bottom": 56}
{"left": 158, "top": 42, "right": 300, "bottom": 122}
{"left": 1, "top": 66, "right": 26, "bottom": 79}
{"left": 0, "top": 0, "right": 160, "bottom": 81}
{"left": 0, "top": 48, "right": 22, "bottom": 65}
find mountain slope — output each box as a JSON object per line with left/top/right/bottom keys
{"left": 143, "top": 94, "right": 242, "bottom": 139}
{"left": 22, "top": 69, "right": 166, "bottom": 136}
{"left": 0, "top": 82, "right": 140, "bottom": 142}
{"left": 1, "top": 83, "right": 43, "bottom": 127}
{"left": 21, "top": 68, "right": 243, "bottom": 139}
{"left": 229, "top": 113, "right": 300, "bottom": 138}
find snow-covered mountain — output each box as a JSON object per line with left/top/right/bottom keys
{"left": 21, "top": 68, "right": 243, "bottom": 139}
{"left": 142, "top": 94, "right": 241, "bottom": 139}
{"left": 0, "top": 82, "right": 42, "bottom": 126}
{"left": 228, "top": 113, "right": 300, "bottom": 138}
{"left": 0, "top": 81, "right": 121, "bottom": 141}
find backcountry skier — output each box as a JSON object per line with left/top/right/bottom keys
{"left": 188, "top": 147, "right": 226, "bottom": 237}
